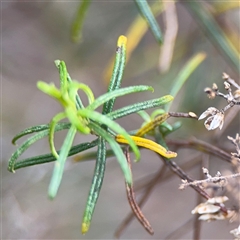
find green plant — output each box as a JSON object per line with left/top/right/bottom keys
{"left": 6, "top": 1, "right": 240, "bottom": 238}
{"left": 8, "top": 35, "right": 179, "bottom": 234}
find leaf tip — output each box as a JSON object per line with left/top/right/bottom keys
{"left": 48, "top": 185, "right": 57, "bottom": 200}
{"left": 8, "top": 166, "right": 15, "bottom": 173}
{"left": 48, "top": 192, "right": 55, "bottom": 200}
{"left": 81, "top": 222, "right": 90, "bottom": 234}
{"left": 134, "top": 158, "right": 140, "bottom": 163}
{"left": 198, "top": 52, "right": 207, "bottom": 60}
{"left": 117, "top": 35, "right": 127, "bottom": 47}
{"left": 54, "top": 60, "right": 61, "bottom": 68}
{"left": 168, "top": 95, "right": 174, "bottom": 101}
{"left": 166, "top": 151, "right": 177, "bottom": 159}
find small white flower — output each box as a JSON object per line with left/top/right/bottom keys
{"left": 198, "top": 107, "right": 224, "bottom": 130}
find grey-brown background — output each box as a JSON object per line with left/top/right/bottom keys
{"left": 2, "top": 1, "right": 239, "bottom": 239}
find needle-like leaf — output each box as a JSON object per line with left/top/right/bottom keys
{"left": 108, "top": 95, "right": 173, "bottom": 120}
{"left": 14, "top": 139, "right": 98, "bottom": 171}
{"left": 134, "top": 0, "right": 163, "bottom": 44}
{"left": 103, "top": 35, "right": 127, "bottom": 114}
{"left": 88, "top": 85, "right": 154, "bottom": 111}
{"left": 71, "top": 0, "right": 92, "bottom": 43}
{"left": 183, "top": 1, "right": 239, "bottom": 73}
{"left": 48, "top": 126, "right": 77, "bottom": 199}
{"left": 82, "top": 137, "right": 106, "bottom": 234}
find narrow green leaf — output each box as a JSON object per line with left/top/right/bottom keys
{"left": 89, "top": 122, "right": 132, "bottom": 185}
{"left": 137, "top": 111, "right": 151, "bottom": 123}
{"left": 82, "top": 137, "right": 106, "bottom": 234}
{"left": 66, "top": 73, "right": 84, "bottom": 110}
{"left": 108, "top": 95, "right": 173, "bottom": 120}
{"left": 8, "top": 130, "right": 51, "bottom": 173}
{"left": 160, "top": 121, "right": 182, "bottom": 137}
{"left": 165, "top": 52, "right": 206, "bottom": 111}
{"left": 8, "top": 123, "right": 72, "bottom": 173}
{"left": 102, "top": 35, "right": 127, "bottom": 114}
{"left": 13, "top": 139, "right": 98, "bottom": 171}
{"left": 48, "top": 126, "right": 77, "bottom": 199}
{"left": 80, "top": 109, "right": 140, "bottom": 160}
{"left": 68, "top": 81, "right": 95, "bottom": 105}
{"left": 136, "top": 113, "right": 169, "bottom": 137}
{"left": 54, "top": 60, "right": 68, "bottom": 90}
{"left": 49, "top": 112, "right": 67, "bottom": 159}
{"left": 134, "top": 0, "right": 163, "bottom": 44}
{"left": 150, "top": 109, "right": 166, "bottom": 120}
{"left": 184, "top": 1, "right": 239, "bottom": 73}
{"left": 88, "top": 85, "right": 154, "bottom": 111}
{"left": 11, "top": 123, "right": 71, "bottom": 145}
{"left": 37, "top": 81, "right": 62, "bottom": 100}
{"left": 75, "top": 148, "right": 115, "bottom": 162}
{"left": 71, "top": 0, "right": 92, "bottom": 43}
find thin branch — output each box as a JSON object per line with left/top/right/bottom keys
{"left": 169, "top": 111, "right": 198, "bottom": 119}
{"left": 135, "top": 153, "right": 202, "bottom": 192}
{"left": 118, "top": 147, "right": 154, "bottom": 238}
{"left": 115, "top": 163, "right": 166, "bottom": 238}
{"left": 166, "top": 138, "right": 232, "bottom": 163}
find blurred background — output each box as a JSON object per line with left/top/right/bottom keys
{"left": 2, "top": 1, "right": 239, "bottom": 239}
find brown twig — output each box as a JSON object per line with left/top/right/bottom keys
{"left": 116, "top": 155, "right": 202, "bottom": 237}
{"left": 169, "top": 111, "right": 198, "bottom": 119}
{"left": 135, "top": 153, "right": 202, "bottom": 192}
{"left": 116, "top": 135, "right": 232, "bottom": 237}
{"left": 193, "top": 165, "right": 203, "bottom": 240}
{"left": 115, "top": 164, "right": 166, "bottom": 238}
{"left": 162, "top": 152, "right": 228, "bottom": 214}
{"left": 166, "top": 137, "right": 232, "bottom": 163}
{"left": 164, "top": 159, "right": 211, "bottom": 200}
{"left": 118, "top": 147, "right": 154, "bottom": 238}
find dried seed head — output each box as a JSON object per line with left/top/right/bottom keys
{"left": 209, "top": 112, "right": 224, "bottom": 130}
{"left": 188, "top": 112, "right": 198, "bottom": 118}
{"left": 212, "top": 83, "right": 218, "bottom": 91}
{"left": 201, "top": 110, "right": 224, "bottom": 131}
{"left": 207, "top": 196, "right": 229, "bottom": 204}
{"left": 222, "top": 72, "right": 229, "bottom": 80}
{"left": 234, "top": 89, "right": 240, "bottom": 99}
{"left": 198, "top": 212, "right": 224, "bottom": 221}
{"left": 236, "top": 133, "right": 240, "bottom": 141}
{"left": 192, "top": 197, "right": 233, "bottom": 222}
{"left": 204, "top": 87, "right": 212, "bottom": 94}
{"left": 196, "top": 204, "right": 220, "bottom": 214}
{"left": 202, "top": 167, "right": 209, "bottom": 175}
{"left": 204, "top": 87, "right": 215, "bottom": 99}
{"left": 198, "top": 107, "right": 218, "bottom": 120}
{"left": 230, "top": 225, "right": 240, "bottom": 239}
{"left": 224, "top": 81, "right": 230, "bottom": 90}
